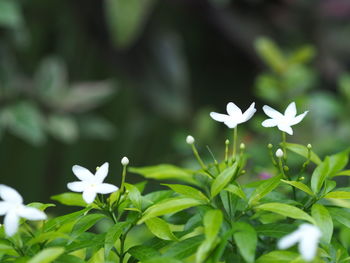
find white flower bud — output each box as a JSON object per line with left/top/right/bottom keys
{"left": 121, "top": 157, "right": 129, "bottom": 166}
{"left": 276, "top": 148, "right": 284, "bottom": 158}
{"left": 186, "top": 135, "right": 195, "bottom": 145}
{"left": 240, "top": 143, "right": 245, "bottom": 150}
{"left": 307, "top": 144, "right": 312, "bottom": 149}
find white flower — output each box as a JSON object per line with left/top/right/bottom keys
{"left": 0, "top": 185, "right": 47, "bottom": 236}
{"left": 121, "top": 157, "right": 129, "bottom": 166}
{"left": 67, "top": 162, "right": 118, "bottom": 204}
{"left": 262, "top": 102, "right": 308, "bottom": 135}
{"left": 278, "top": 223, "right": 322, "bottom": 261}
{"left": 186, "top": 135, "right": 195, "bottom": 145}
{"left": 275, "top": 148, "right": 284, "bottom": 158}
{"left": 210, "top": 102, "right": 256, "bottom": 128}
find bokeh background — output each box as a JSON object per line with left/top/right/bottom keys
{"left": 1, "top": 0, "right": 350, "bottom": 203}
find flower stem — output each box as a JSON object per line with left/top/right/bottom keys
{"left": 232, "top": 127, "right": 238, "bottom": 161}
{"left": 191, "top": 144, "right": 214, "bottom": 178}
{"left": 225, "top": 139, "right": 230, "bottom": 167}
{"left": 281, "top": 132, "right": 287, "bottom": 161}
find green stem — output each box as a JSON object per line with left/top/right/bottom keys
{"left": 232, "top": 127, "right": 238, "bottom": 160}
{"left": 281, "top": 132, "right": 287, "bottom": 161}
{"left": 191, "top": 144, "right": 214, "bottom": 178}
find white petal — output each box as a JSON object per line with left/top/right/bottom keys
{"left": 210, "top": 112, "right": 229, "bottom": 122}
{"left": 278, "top": 230, "right": 302, "bottom": 249}
{"left": 72, "top": 165, "right": 94, "bottom": 182}
{"left": 17, "top": 206, "right": 47, "bottom": 221}
{"left": 0, "top": 201, "right": 10, "bottom": 215}
{"left": 67, "top": 181, "right": 88, "bottom": 192}
{"left": 277, "top": 123, "right": 293, "bottom": 135}
{"left": 224, "top": 119, "right": 237, "bottom": 129}
{"left": 95, "top": 162, "right": 109, "bottom": 183}
{"left": 240, "top": 102, "right": 256, "bottom": 122}
{"left": 95, "top": 183, "right": 118, "bottom": 194}
{"left": 4, "top": 211, "right": 19, "bottom": 236}
{"left": 262, "top": 105, "right": 283, "bottom": 119}
{"left": 82, "top": 189, "right": 97, "bottom": 204}
{"left": 226, "top": 102, "right": 242, "bottom": 117}
{"left": 290, "top": 111, "right": 308, "bottom": 126}
{"left": 262, "top": 119, "right": 278, "bottom": 127}
{"left": 298, "top": 235, "right": 319, "bottom": 261}
{"left": 284, "top": 102, "right": 297, "bottom": 118}
{"left": 0, "top": 185, "right": 23, "bottom": 204}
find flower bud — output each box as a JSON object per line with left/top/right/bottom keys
{"left": 267, "top": 143, "right": 273, "bottom": 149}
{"left": 276, "top": 148, "right": 284, "bottom": 158}
{"left": 299, "top": 176, "right": 305, "bottom": 181}
{"left": 186, "top": 135, "right": 195, "bottom": 145}
{"left": 121, "top": 157, "right": 129, "bottom": 166}
{"left": 283, "top": 165, "right": 289, "bottom": 172}
{"left": 240, "top": 143, "right": 245, "bottom": 150}
{"left": 225, "top": 139, "right": 230, "bottom": 145}
{"left": 307, "top": 144, "right": 312, "bottom": 149}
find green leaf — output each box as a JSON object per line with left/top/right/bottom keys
{"left": 311, "top": 204, "right": 333, "bottom": 243}
{"left": 125, "top": 183, "right": 142, "bottom": 210}
{"left": 224, "top": 183, "right": 246, "bottom": 199}
{"left": 44, "top": 208, "right": 90, "bottom": 232}
{"left": 128, "top": 245, "right": 161, "bottom": 261}
{"left": 311, "top": 157, "right": 330, "bottom": 194}
{"left": 280, "top": 180, "right": 314, "bottom": 196}
{"left": 233, "top": 222, "right": 257, "bottom": 263}
{"left": 28, "top": 247, "right": 65, "bottom": 263}
{"left": 288, "top": 45, "right": 315, "bottom": 64}
{"left": 130, "top": 164, "right": 198, "bottom": 185}
{"left": 54, "top": 255, "right": 85, "bottom": 263}
{"left": 27, "top": 232, "right": 69, "bottom": 246}
{"left": 256, "top": 223, "right": 296, "bottom": 238}
{"left": 328, "top": 150, "right": 349, "bottom": 176}
{"left": 285, "top": 143, "right": 321, "bottom": 165}
{"left": 27, "top": 202, "right": 55, "bottom": 211}
{"left": 328, "top": 207, "right": 350, "bottom": 228}
{"left": 256, "top": 251, "right": 299, "bottom": 263}
{"left": 211, "top": 163, "right": 238, "bottom": 198}
{"left": 163, "top": 236, "right": 203, "bottom": 259}
{"left": 163, "top": 184, "right": 209, "bottom": 202}
{"left": 47, "top": 115, "right": 78, "bottom": 143}
{"left": 248, "top": 175, "right": 282, "bottom": 206}
{"left": 324, "top": 191, "right": 350, "bottom": 199}
{"left": 105, "top": 221, "right": 129, "bottom": 258}
{"left": 104, "top": 0, "right": 156, "bottom": 48}
{"left": 143, "top": 257, "right": 182, "bottom": 263}
{"left": 0, "top": 0, "right": 23, "bottom": 29}
{"left": 145, "top": 217, "right": 178, "bottom": 241}
{"left": 70, "top": 213, "right": 105, "bottom": 241}
{"left": 51, "top": 192, "right": 87, "bottom": 207}
{"left": 139, "top": 197, "right": 203, "bottom": 223}
{"left": 203, "top": 210, "right": 222, "bottom": 242}
{"left": 256, "top": 203, "right": 316, "bottom": 224}
{"left": 334, "top": 170, "right": 350, "bottom": 177}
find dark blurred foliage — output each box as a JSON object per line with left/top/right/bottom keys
{"left": 0, "top": 0, "right": 350, "bottom": 202}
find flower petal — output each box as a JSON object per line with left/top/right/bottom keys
{"left": 95, "top": 162, "right": 109, "bottom": 183}
{"left": 284, "top": 102, "right": 297, "bottom": 118}
{"left": 290, "top": 111, "right": 308, "bottom": 126}
{"left": 95, "top": 183, "right": 119, "bottom": 194}
{"left": 72, "top": 165, "right": 94, "bottom": 182}
{"left": 262, "top": 105, "right": 283, "bottom": 119}
{"left": 67, "top": 181, "right": 88, "bottom": 192}
{"left": 298, "top": 234, "right": 319, "bottom": 261}
{"left": 210, "top": 112, "right": 229, "bottom": 122}
{"left": 240, "top": 102, "right": 256, "bottom": 122}
{"left": 17, "top": 206, "right": 47, "bottom": 221}
{"left": 277, "top": 123, "right": 293, "bottom": 135}
{"left": 226, "top": 102, "right": 242, "bottom": 117}
{"left": 0, "top": 185, "right": 23, "bottom": 204}
{"left": 82, "top": 189, "right": 97, "bottom": 204}
{"left": 262, "top": 119, "right": 278, "bottom": 127}
{"left": 4, "top": 211, "right": 19, "bottom": 236}
{"left": 278, "top": 229, "right": 302, "bottom": 249}
{"left": 224, "top": 119, "right": 237, "bottom": 129}
{"left": 0, "top": 201, "right": 10, "bottom": 215}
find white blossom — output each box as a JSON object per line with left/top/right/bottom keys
{"left": 0, "top": 185, "right": 47, "bottom": 236}
{"left": 262, "top": 102, "right": 308, "bottom": 135}
{"left": 275, "top": 148, "right": 284, "bottom": 158}
{"left": 210, "top": 102, "right": 256, "bottom": 128}
{"left": 67, "top": 162, "right": 118, "bottom": 204}
{"left": 278, "top": 223, "right": 322, "bottom": 261}
{"left": 121, "top": 157, "right": 129, "bottom": 166}
{"left": 186, "top": 135, "right": 195, "bottom": 145}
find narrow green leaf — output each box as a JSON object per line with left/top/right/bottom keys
{"left": 324, "top": 191, "right": 350, "bottom": 199}
{"left": 139, "top": 197, "right": 203, "bottom": 223}
{"left": 285, "top": 142, "right": 321, "bottom": 165}
{"left": 163, "top": 184, "right": 209, "bottom": 202}
{"left": 51, "top": 192, "right": 87, "bottom": 207}
{"left": 328, "top": 150, "right": 349, "bottom": 176}
{"left": 27, "top": 202, "right": 55, "bottom": 211}
{"left": 256, "top": 202, "right": 316, "bottom": 224}
{"left": 225, "top": 183, "right": 246, "bottom": 199}
{"left": 28, "top": 247, "right": 65, "bottom": 263}
{"left": 143, "top": 258, "right": 182, "bottom": 263}
{"left": 280, "top": 180, "right": 314, "bottom": 196}
{"left": 145, "top": 217, "right": 178, "bottom": 241}
{"left": 256, "top": 251, "right": 299, "bottom": 263}
{"left": 203, "top": 210, "right": 223, "bottom": 242}
{"left": 256, "top": 223, "right": 296, "bottom": 238}
{"left": 163, "top": 236, "right": 203, "bottom": 259}
{"left": 211, "top": 163, "right": 238, "bottom": 198}
{"left": 128, "top": 245, "right": 161, "bottom": 261}
{"left": 44, "top": 208, "right": 90, "bottom": 232}
{"left": 125, "top": 183, "right": 142, "bottom": 210}
{"left": 248, "top": 175, "right": 282, "bottom": 206}
{"left": 27, "top": 232, "right": 69, "bottom": 246}
{"left": 328, "top": 207, "right": 350, "bottom": 228}
{"left": 70, "top": 214, "right": 105, "bottom": 241}
{"left": 47, "top": 115, "right": 78, "bottom": 143}
{"left": 311, "top": 157, "right": 330, "bottom": 194}
{"left": 233, "top": 222, "right": 257, "bottom": 263}
{"left": 105, "top": 221, "right": 129, "bottom": 258}
{"left": 255, "top": 37, "right": 286, "bottom": 73}
{"left": 334, "top": 170, "right": 350, "bottom": 177}
{"left": 311, "top": 204, "right": 333, "bottom": 243}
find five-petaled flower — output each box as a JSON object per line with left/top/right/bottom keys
{"left": 210, "top": 102, "right": 257, "bottom": 128}
{"left": 0, "top": 185, "right": 47, "bottom": 236}
{"left": 262, "top": 102, "right": 308, "bottom": 135}
{"left": 67, "top": 162, "right": 118, "bottom": 204}
{"left": 278, "top": 223, "right": 322, "bottom": 261}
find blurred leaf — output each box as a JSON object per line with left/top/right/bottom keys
{"left": 233, "top": 222, "right": 257, "bottom": 263}
{"left": 145, "top": 217, "right": 178, "bottom": 241}
{"left": 255, "top": 223, "right": 296, "bottom": 238}
{"left": 288, "top": 45, "right": 316, "bottom": 64}
{"left": 328, "top": 150, "right": 349, "bottom": 176}
{"left": 143, "top": 257, "right": 182, "bottom": 263}
{"left": 324, "top": 191, "right": 350, "bottom": 199}
{"left": 28, "top": 247, "right": 65, "bottom": 263}
{"left": 256, "top": 203, "right": 316, "bottom": 224}
{"left": 284, "top": 65, "right": 315, "bottom": 94}
{"left": 78, "top": 115, "right": 115, "bottom": 140}
{"left": 311, "top": 204, "right": 333, "bottom": 243}
{"left": 335, "top": 170, "right": 350, "bottom": 177}
{"left": 163, "top": 236, "right": 203, "bottom": 259}
{"left": 51, "top": 192, "right": 87, "bottom": 207}
{"left": 255, "top": 74, "right": 280, "bottom": 103}
{"left": 27, "top": 202, "right": 55, "bottom": 211}
{"left": 70, "top": 214, "right": 105, "bottom": 241}
{"left": 27, "top": 232, "right": 69, "bottom": 246}
{"left": 339, "top": 74, "right": 350, "bottom": 101}
{"left": 128, "top": 245, "right": 161, "bottom": 261}
{"left": 225, "top": 183, "right": 246, "bottom": 199}
{"left": 3, "top": 101, "right": 46, "bottom": 145}
{"left": 311, "top": 157, "right": 330, "bottom": 194}
{"left": 248, "top": 175, "right": 282, "bottom": 206}
{"left": 0, "top": 0, "right": 23, "bottom": 29}
{"left": 328, "top": 207, "right": 350, "bottom": 228}
{"left": 47, "top": 115, "right": 78, "bottom": 143}
{"left": 211, "top": 163, "right": 238, "bottom": 198}
{"left": 163, "top": 184, "right": 209, "bottom": 202}
{"left": 256, "top": 251, "right": 299, "bottom": 263}
{"left": 104, "top": 0, "right": 156, "bottom": 48}
{"left": 280, "top": 180, "right": 314, "bottom": 196}
{"left": 285, "top": 143, "right": 321, "bottom": 165}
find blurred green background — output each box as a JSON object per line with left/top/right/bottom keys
{"left": 1, "top": 0, "right": 350, "bottom": 203}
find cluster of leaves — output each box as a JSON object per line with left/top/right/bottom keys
{"left": 1, "top": 134, "right": 350, "bottom": 262}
